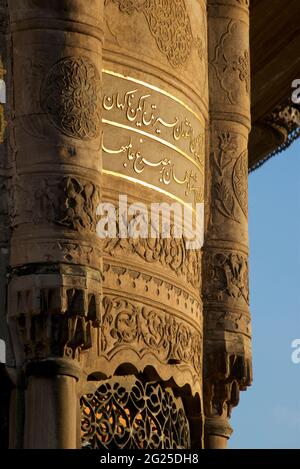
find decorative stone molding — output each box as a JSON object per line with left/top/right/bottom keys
{"left": 102, "top": 234, "right": 201, "bottom": 290}
{"left": 102, "top": 263, "right": 202, "bottom": 321}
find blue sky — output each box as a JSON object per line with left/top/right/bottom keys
{"left": 229, "top": 139, "right": 300, "bottom": 449}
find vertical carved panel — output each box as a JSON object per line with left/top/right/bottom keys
{"left": 204, "top": 0, "right": 252, "bottom": 447}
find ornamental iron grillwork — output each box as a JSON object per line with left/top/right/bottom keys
{"left": 80, "top": 376, "right": 191, "bottom": 449}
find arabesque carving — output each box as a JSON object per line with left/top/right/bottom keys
{"left": 107, "top": 0, "right": 204, "bottom": 67}
{"left": 213, "top": 133, "right": 248, "bottom": 223}
{"left": 211, "top": 20, "right": 250, "bottom": 104}
{"left": 13, "top": 176, "right": 101, "bottom": 233}
{"left": 204, "top": 250, "right": 249, "bottom": 306}
{"left": 101, "top": 295, "right": 202, "bottom": 374}
{"left": 41, "top": 56, "right": 102, "bottom": 140}
{"left": 102, "top": 232, "right": 201, "bottom": 289}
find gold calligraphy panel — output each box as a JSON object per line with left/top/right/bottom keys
{"left": 102, "top": 71, "right": 205, "bottom": 205}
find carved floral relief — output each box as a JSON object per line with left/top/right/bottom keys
{"left": 41, "top": 56, "right": 102, "bottom": 140}
{"left": 212, "top": 133, "right": 248, "bottom": 224}
{"left": 204, "top": 251, "right": 249, "bottom": 305}
{"left": 101, "top": 296, "right": 202, "bottom": 374}
{"left": 211, "top": 20, "right": 250, "bottom": 105}
{"left": 106, "top": 0, "right": 204, "bottom": 67}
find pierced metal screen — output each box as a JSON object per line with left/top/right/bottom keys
{"left": 81, "top": 376, "right": 191, "bottom": 449}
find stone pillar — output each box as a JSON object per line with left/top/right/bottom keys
{"left": 0, "top": 2, "right": 14, "bottom": 448}
{"left": 204, "top": 0, "right": 252, "bottom": 448}
{"left": 7, "top": 1, "right": 104, "bottom": 448}
{"left": 24, "top": 361, "right": 80, "bottom": 449}
{"left": 79, "top": 0, "right": 208, "bottom": 449}
{"left": 0, "top": 1, "right": 10, "bottom": 364}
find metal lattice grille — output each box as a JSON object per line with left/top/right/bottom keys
{"left": 81, "top": 376, "right": 191, "bottom": 449}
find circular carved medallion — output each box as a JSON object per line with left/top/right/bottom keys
{"left": 41, "top": 56, "right": 101, "bottom": 140}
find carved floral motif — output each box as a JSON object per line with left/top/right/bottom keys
{"left": 101, "top": 296, "right": 202, "bottom": 373}
{"left": 232, "top": 150, "right": 248, "bottom": 218}
{"left": 213, "top": 133, "right": 248, "bottom": 223}
{"left": 211, "top": 20, "right": 250, "bottom": 104}
{"left": 108, "top": 0, "right": 204, "bottom": 67}
{"left": 204, "top": 251, "right": 249, "bottom": 305}
{"left": 13, "top": 176, "right": 101, "bottom": 233}
{"left": 102, "top": 233, "right": 201, "bottom": 289}
{"left": 41, "top": 56, "right": 101, "bottom": 140}
{"left": 54, "top": 177, "right": 101, "bottom": 232}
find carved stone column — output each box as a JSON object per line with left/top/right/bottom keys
{"left": 204, "top": 0, "right": 252, "bottom": 448}
{"left": 0, "top": 1, "right": 11, "bottom": 449}
{"left": 78, "top": 0, "right": 208, "bottom": 450}
{"left": 0, "top": 1, "right": 9, "bottom": 365}
{"left": 7, "top": 1, "right": 104, "bottom": 448}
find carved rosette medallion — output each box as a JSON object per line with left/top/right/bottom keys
{"left": 41, "top": 56, "right": 102, "bottom": 140}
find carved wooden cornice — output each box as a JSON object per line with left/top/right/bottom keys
{"left": 249, "top": 0, "right": 300, "bottom": 170}
{"left": 249, "top": 103, "right": 300, "bottom": 172}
